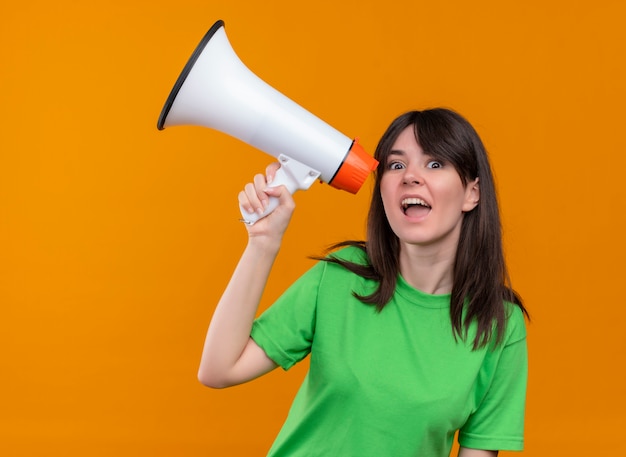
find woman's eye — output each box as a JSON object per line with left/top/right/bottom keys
{"left": 388, "top": 161, "right": 405, "bottom": 170}
{"left": 427, "top": 160, "right": 443, "bottom": 169}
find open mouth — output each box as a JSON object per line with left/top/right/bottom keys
{"left": 401, "top": 197, "right": 431, "bottom": 217}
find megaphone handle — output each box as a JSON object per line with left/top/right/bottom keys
{"left": 239, "top": 156, "right": 321, "bottom": 225}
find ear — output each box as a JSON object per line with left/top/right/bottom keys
{"left": 462, "top": 177, "right": 480, "bottom": 212}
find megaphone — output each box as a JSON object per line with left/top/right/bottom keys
{"left": 157, "top": 20, "right": 378, "bottom": 224}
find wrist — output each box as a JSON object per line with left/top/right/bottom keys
{"left": 246, "top": 234, "right": 282, "bottom": 256}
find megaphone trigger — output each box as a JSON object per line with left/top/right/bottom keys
{"left": 239, "top": 155, "right": 321, "bottom": 225}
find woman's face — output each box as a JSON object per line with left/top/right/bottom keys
{"left": 380, "top": 126, "right": 479, "bottom": 251}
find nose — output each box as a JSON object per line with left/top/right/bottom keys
{"left": 402, "top": 167, "right": 422, "bottom": 185}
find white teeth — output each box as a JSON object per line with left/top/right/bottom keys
{"left": 401, "top": 198, "right": 430, "bottom": 208}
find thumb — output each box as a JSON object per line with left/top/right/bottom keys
{"left": 263, "top": 184, "right": 295, "bottom": 210}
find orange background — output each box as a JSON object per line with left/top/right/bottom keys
{"left": 1, "top": 0, "right": 624, "bottom": 455}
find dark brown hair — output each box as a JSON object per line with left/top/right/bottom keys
{"left": 319, "top": 108, "right": 528, "bottom": 349}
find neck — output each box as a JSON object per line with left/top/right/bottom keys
{"left": 398, "top": 243, "right": 456, "bottom": 295}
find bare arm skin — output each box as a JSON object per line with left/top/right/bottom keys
{"left": 458, "top": 447, "right": 498, "bottom": 457}
{"left": 198, "top": 163, "right": 294, "bottom": 388}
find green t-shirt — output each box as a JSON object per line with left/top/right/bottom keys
{"left": 251, "top": 247, "right": 527, "bottom": 456}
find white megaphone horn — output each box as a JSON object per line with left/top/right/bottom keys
{"left": 157, "top": 20, "right": 378, "bottom": 225}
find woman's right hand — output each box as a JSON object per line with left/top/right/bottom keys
{"left": 238, "top": 162, "right": 296, "bottom": 243}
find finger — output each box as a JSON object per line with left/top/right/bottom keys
{"left": 265, "top": 161, "right": 281, "bottom": 184}
{"left": 264, "top": 184, "right": 295, "bottom": 212}
{"left": 239, "top": 175, "right": 266, "bottom": 216}
{"left": 238, "top": 183, "right": 259, "bottom": 216}
{"left": 252, "top": 173, "right": 270, "bottom": 211}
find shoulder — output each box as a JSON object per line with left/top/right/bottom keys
{"left": 502, "top": 302, "right": 527, "bottom": 345}
{"left": 325, "top": 244, "right": 370, "bottom": 265}
{"left": 308, "top": 244, "right": 374, "bottom": 295}
{"left": 298, "top": 245, "right": 367, "bottom": 284}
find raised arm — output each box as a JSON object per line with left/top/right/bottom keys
{"left": 198, "top": 163, "right": 294, "bottom": 388}
{"left": 458, "top": 448, "right": 498, "bottom": 457}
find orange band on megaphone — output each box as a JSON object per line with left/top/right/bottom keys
{"left": 329, "top": 139, "right": 379, "bottom": 194}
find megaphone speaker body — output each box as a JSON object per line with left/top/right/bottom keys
{"left": 158, "top": 20, "right": 377, "bottom": 224}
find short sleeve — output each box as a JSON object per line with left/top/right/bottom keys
{"left": 458, "top": 306, "right": 528, "bottom": 451}
{"left": 250, "top": 261, "right": 325, "bottom": 370}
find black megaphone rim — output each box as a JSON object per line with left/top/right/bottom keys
{"left": 157, "top": 20, "right": 226, "bottom": 130}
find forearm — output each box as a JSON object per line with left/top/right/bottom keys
{"left": 457, "top": 448, "right": 498, "bottom": 457}
{"left": 198, "top": 237, "right": 280, "bottom": 387}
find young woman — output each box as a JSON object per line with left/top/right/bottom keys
{"left": 199, "top": 108, "right": 529, "bottom": 457}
